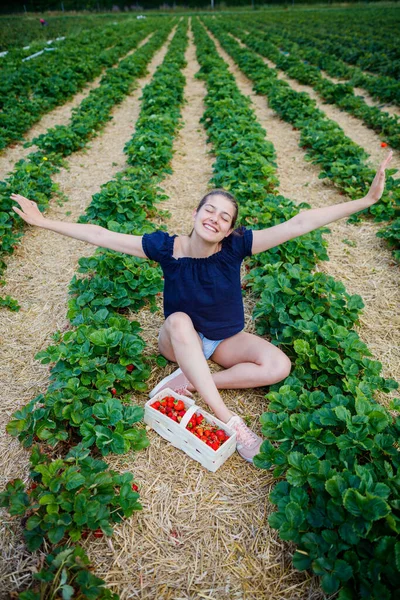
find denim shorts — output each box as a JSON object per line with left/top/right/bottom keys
{"left": 158, "top": 330, "right": 224, "bottom": 360}
{"left": 198, "top": 332, "right": 225, "bottom": 359}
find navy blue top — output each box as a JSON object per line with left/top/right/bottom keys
{"left": 142, "top": 227, "right": 253, "bottom": 340}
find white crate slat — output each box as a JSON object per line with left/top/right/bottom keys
{"left": 144, "top": 388, "right": 237, "bottom": 472}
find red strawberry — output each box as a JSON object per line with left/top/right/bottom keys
{"left": 111, "top": 388, "right": 117, "bottom": 396}
{"left": 126, "top": 364, "right": 135, "bottom": 372}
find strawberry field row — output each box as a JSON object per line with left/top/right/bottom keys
{"left": 0, "top": 20, "right": 189, "bottom": 599}
{"left": 0, "top": 21, "right": 174, "bottom": 311}
{"left": 248, "top": 10, "right": 400, "bottom": 80}
{"left": 228, "top": 22, "right": 400, "bottom": 150}
{"left": 193, "top": 17, "right": 400, "bottom": 600}
{"left": 204, "top": 18, "right": 400, "bottom": 263}
{"left": 0, "top": 19, "right": 160, "bottom": 152}
{"left": 0, "top": 14, "right": 121, "bottom": 52}
{"left": 243, "top": 24, "right": 400, "bottom": 108}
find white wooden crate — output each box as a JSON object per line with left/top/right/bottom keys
{"left": 144, "top": 388, "right": 237, "bottom": 472}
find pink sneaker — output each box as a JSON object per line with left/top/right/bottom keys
{"left": 226, "top": 415, "right": 263, "bottom": 464}
{"left": 149, "top": 368, "right": 193, "bottom": 398}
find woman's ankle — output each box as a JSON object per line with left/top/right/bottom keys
{"left": 218, "top": 408, "right": 235, "bottom": 423}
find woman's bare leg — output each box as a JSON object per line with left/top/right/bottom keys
{"left": 158, "top": 312, "right": 234, "bottom": 423}
{"left": 186, "top": 331, "right": 291, "bottom": 392}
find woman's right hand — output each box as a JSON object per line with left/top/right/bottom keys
{"left": 11, "top": 193, "right": 47, "bottom": 227}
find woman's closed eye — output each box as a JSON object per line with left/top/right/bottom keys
{"left": 206, "top": 208, "right": 229, "bottom": 222}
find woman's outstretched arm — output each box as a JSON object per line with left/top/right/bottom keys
{"left": 251, "top": 152, "right": 393, "bottom": 255}
{"left": 11, "top": 193, "right": 147, "bottom": 258}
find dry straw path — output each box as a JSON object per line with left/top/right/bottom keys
{"left": 0, "top": 28, "right": 176, "bottom": 597}
{"left": 0, "top": 34, "right": 153, "bottom": 183}
{"left": 217, "top": 30, "right": 400, "bottom": 395}
{"left": 83, "top": 26, "right": 324, "bottom": 600}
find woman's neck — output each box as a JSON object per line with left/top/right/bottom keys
{"left": 182, "top": 231, "right": 222, "bottom": 258}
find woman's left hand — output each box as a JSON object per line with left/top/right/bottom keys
{"left": 366, "top": 151, "right": 393, "bottom": 204}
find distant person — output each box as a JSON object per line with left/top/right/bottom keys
{"left": 40, "top": 18, "right": 48, "bottom": 27}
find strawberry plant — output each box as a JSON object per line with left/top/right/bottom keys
{"left": 193, "top": 18, "right": 400, "bottom": 598}
{"left": 0, "top": 444, "right": 142, "bottom": 550}
{"left": 17, "top": 544, "right": 118, "bottom": 600}
{"left": 0, "top": 19, "right": 158, "bottom": 150}
{"left": 0, "top": 22, "right": 173, "bottom": 308}
{"left": 243, "top": 8, "right": 400, "bottom": 79}
{"left": 7, "top": 315, "right": 151, "bottom": 453}
{"left": 68, "top": 251, "right": 163, "bottom": 317}
{"left": 205, "top": 18, "right": 400, "bottom": 261}
{"left": 377, "top": 217, "right": 400, "bottom": 262}
{"left": 2, "top": 20, "right": 189, "bottom": 598}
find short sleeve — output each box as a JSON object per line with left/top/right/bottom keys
{"left": 225, "top": 226, "right": 253, "bottom": 260}
{"left": 142, "top": 230, "right": 171, "bottom": 264}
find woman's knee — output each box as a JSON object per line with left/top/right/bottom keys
{"left": 272, "top": 354, "right": 291, "bottom": 383}
{"left": 261, "top": 352, "right": 291, "bottom": 385}
{"left": 164, "top": 312, "right": 195, "bottom": 342}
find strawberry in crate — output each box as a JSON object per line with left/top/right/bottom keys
{"left": 150, "top": 397, "right": 230, "bottom": 451}
{"left": 186, "top": 412, "right": 230, "bottom": 451}
{"left": 151, "top": 395, "right": 186, "bottom": 422}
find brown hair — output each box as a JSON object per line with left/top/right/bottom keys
{"left": 189, "top": 189, "right": 240, "bottom": 237}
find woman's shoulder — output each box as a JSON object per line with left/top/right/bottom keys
{"left": 142, "top": 229, "right": 175, "bottom": 263}
{"left": 224, "top": 226, "right": 253, "bottom": 259}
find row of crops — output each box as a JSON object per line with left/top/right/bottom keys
{"left": 208, "top": 12, "right": 400, "bottom": 263}
{"left": 1, "top": 19, "right": 188, "bottom": 598}
{"left": 0, "top": 16, "right": 169, "bottom": 310}
{"left": 193, "top": 19, "right": 400, "bottom": 599}
{"left": 0, "top": 14, "right": 133, "bottom": 51}
{"left": 0, "top": 7, "right": 399, "bottom": 599}
{"left": 1, "top": 10, "right": 398, "bottom": 316}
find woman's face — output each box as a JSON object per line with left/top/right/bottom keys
{"left": 193, "top": 195, "right": 235, "bottom": 242}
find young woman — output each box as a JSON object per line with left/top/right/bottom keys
{"left": 11, "top": 151, "right": 392, "bottom": 464}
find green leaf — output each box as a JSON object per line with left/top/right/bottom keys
{"left": 285, "top": 502, "right": 305, "bottom": 528}
{"left": 39, "top": 493, "right": 57, "bottom": 505}
{"left": 321, "top": 573, "right": 340, "bottom": 594}
{"left": 61, "top": 584, "right": 74, "bottom": 600}
{"left": 89, "top": 328, "right": 123, "bottom": 347}
{"left": 343, "top": 489, "right": 390, "bottom": 521}
{"left": 325, "top": 476, "right": 347, "bottom": 499}
{"left": 334, "top": 406, "right": 351, "bottom": 422}
{"left": 292, "top": 550, "right": 311, "bottom": 571}
{"left": 26, "top": 514, "right": 42, "bottom": 531}
{"left": 17, "top": 592, "right": 40, "bottom": 600}
{"left": 48, "top": 525, "right": 66, "bottom": 544}
{"left": 333, "top": 559, "right": 353, "bottom": 582}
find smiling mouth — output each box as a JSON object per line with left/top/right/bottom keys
{"left": 203, "top": 223, "right": 218, "bottom": 233}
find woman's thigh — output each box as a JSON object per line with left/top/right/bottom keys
{"left": 210, "top": 331, "right": 290, "bottom": 370}
{"left": 158, "top": 316, "right": 202, "bottom": 363}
